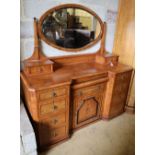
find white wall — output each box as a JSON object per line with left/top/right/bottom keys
{"left": 20, "top": 0, "right": 118, "bottom": 61}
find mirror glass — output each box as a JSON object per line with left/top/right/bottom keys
{"left": 41, "top": 8, "right": 101, "bottom": 49}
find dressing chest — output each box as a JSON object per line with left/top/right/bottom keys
{"left": 21, "top": 4, "right": 133, "bottom": 151}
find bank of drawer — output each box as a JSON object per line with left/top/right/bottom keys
{"left": 38, "top": 87, "right": 67, "bottom": 101}
{"left": 39, "top": 98, "right": 66, "bottom": 116}
{"left": 74, "top": 83, "right": 106, "bottom": 97}
{"left": 40, "top": 113, "right": 66, "bottom": 128}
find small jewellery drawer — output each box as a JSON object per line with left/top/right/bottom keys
{"left": 40, "top": 98, "right": 66, "bottom": 116}
{"left": 74, "top": 83, "right": 106, "bottom": 97}
{"left": 38, "top": 87, "right": 67, "bottom": 101}
{"left": 29, "top": 65, "right": 52, "bottom": 75}
{"left": 40, "top": 113, "right": 66, "bottom": 128}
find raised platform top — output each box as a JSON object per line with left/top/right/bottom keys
{"left": 21, "top": 62, "right": 132, "bottom": 90}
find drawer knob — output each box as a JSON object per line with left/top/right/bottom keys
{"left": 52, "top": 131, "right": 58, "bottom": 137}
{"left": 52, "top": 105, "right": 57, "bottom": 110}
{"left": 51, "top": 92, "right": 56, "bottom": 97}
{"left": 53, "top": 119, "right": 58, "bottom": 124}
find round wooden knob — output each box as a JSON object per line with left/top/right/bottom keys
{"left": 53, "top": 119, "right": 58, "bottom": 124}
{"left": 53, "top": 105, "right": 57, "bottom": 110}
{"left": 51, "top": 91, "right": 56, "bottom": 97}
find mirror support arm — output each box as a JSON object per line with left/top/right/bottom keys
{"left": 33, "top": 17, "right": 40, "bottom": 59}
{"left": 29, "top": 17, "right": 40, "bottom": 60}
{"left": 28, "top": 17, "right": 46, "bottom": 61}
{"left": 22, "top": 17, "right": 55, "bottom": 76}
{"left": 99, "top": 22, "right": 106, "bottom": 55}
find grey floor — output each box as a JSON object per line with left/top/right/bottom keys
{"left": 39, "top": 113, "right": 135, "bottom": 155}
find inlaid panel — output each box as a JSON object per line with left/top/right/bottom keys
{"left": 77, "top": 97, "right": 98, "bottom": 123}
{"left": 73, "top": 94, "right": 102, "bottom": 129}
{"left": 110, "top": 71, "right": 132, "bottom": 116}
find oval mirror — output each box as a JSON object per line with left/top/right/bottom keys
{"left": 38, "top": 4, "right": 102, "bottom": 52}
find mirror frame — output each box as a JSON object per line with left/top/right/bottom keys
{"left": 38, "top": 3, "right": 103, "bottom": 52}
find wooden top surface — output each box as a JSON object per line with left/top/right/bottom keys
{"left": 21, "top": 62, "right": 132, "bottom": 90}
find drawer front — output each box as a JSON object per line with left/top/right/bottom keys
{"left": 30, "top": 66, "right": 42, "bottom": 74}
{"left": 39, "top": 126, "right": 67, "bottom": 146}
{"left": 40, "top": 113, "right": 66, "bottom": 128}
{"left": 74, "top": 83, "right": 106, "bottom": 97}
{"left": 29, "top": 65, "right": 52, "bottom": 75}
{"left": 50, "top": 126, "right": 66, "bottom": 140}
{"left": 38, "top": 87, "right": 67, "bottom": 101}
{"left": 40, "top": 98, "right": 66, "bottom": 116}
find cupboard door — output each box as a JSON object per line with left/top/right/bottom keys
{"left": 77, "top": 97, "right": 98, "bottom": 123}
{"left": 73, "top": 94, "right": 102, "bottom": 128}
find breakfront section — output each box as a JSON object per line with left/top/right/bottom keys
{"left": 72, "top": 78, "right": 107, "bottom": 130}
{"left": 103, "top": 70, "right": 132, "bottom": 119}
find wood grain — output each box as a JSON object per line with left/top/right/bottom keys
{"left": 21, "top": 3, "right": 133, "bottom": 150}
